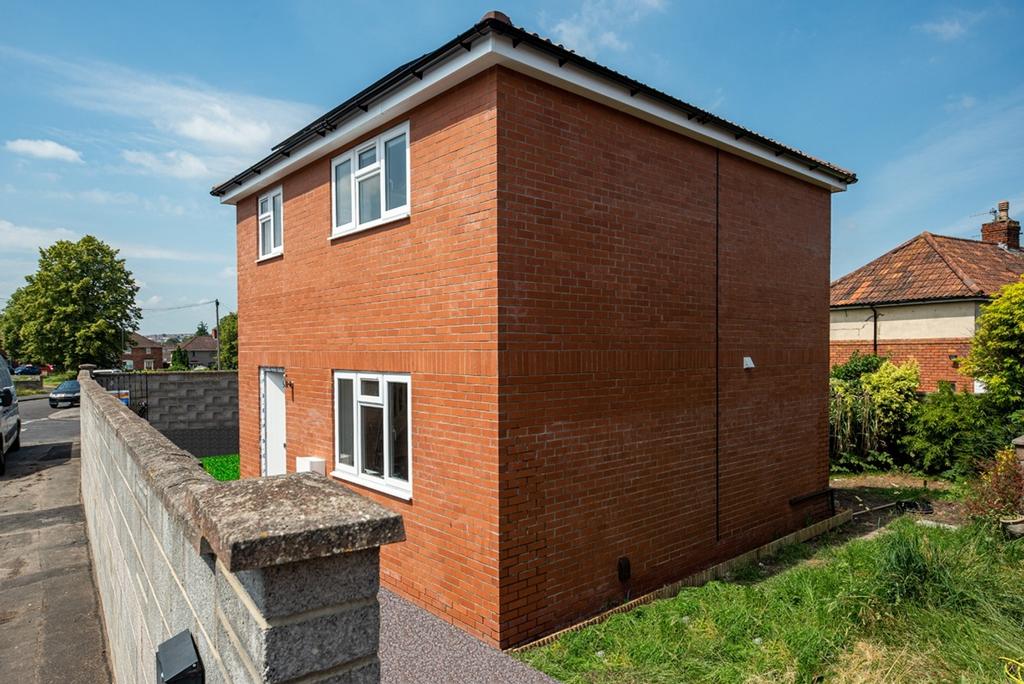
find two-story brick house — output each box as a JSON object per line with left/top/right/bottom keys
{"left": 212, "top": 11, "right": 856, "bottom": 647}
{"left": 122, "top": 332, "right": 163, "bottom": 371}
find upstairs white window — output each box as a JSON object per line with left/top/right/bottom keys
{"left": 333, "top": 371, "right": 411, "bottom": 499}
{"left": 258, "top": 186, "right": 284, "bottom": 259}
{"left": 331, "top": 122, "right": 409, "bottom": 238}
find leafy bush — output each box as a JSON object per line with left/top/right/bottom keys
{"left": 830, "top": 351, "right": 885, "bottom": 385}
{"left": 963, "top": 276, "right": 1024, "bottom": 411}
{"left": 830, "top": 360, "right": 920, "bottom": 472}
{"left": 901, "top": 383, "right": 1024, "bottom": 477}
{"left": 964, "top": 448, "right": 1023, "bottom": 522}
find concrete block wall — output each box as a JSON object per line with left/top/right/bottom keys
{"left": 79, "top": 369, "right": 404, "bottom": 683}
{"left": 96, "top": 371, "right": 239, "bottom": 456}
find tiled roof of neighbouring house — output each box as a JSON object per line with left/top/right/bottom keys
{"left": 129, "top": 332, "right": 162, "bottom": 348}
{"left": 179, "top": 335, "right": 218, "bottom": 352}
{"left": 211, "top": 11, "right": 855, "bottom": 199}
{"left": 830, "top": 232, "right": 1024, "bottom": 307}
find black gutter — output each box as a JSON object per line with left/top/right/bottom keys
{"left": 829, "top": 295, "right": 991, "bottom": 310}
{"left": 211, "top": 16, "right": 857, "bottom": 198}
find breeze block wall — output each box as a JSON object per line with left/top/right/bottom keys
{"left": 94, "top": 371, "right": 239, "bottom": 456}
{"left": 496, "top": 68, "right": 832, "bottom": 646}
{"left": 829, "top": 339, "right": 974, "bottom": 392}
{"left": 79, "top": 369, "right": 404, "bottom": 683}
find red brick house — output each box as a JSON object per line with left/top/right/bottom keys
{"left": 830, "top": 201, "right": 1024, "bottom": 392}
{"left": 212, "top": 11, "right": 855, "bottom": 647}
{"left": 122, "top": 332, "right": 163, "bottom": 371}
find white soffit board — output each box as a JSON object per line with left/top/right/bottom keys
{"left": 220, "top": 34, "right": 846, "bottom": 205}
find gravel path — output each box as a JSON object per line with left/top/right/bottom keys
{"left": 379, "top": 589, "right": 556, "bottom": 684}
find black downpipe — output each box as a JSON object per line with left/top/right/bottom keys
{"left": 870, "top": 306, "right": 879, "bottom": 355}
{"left": 715, "top": 150, "right": 721, "bottom": 542}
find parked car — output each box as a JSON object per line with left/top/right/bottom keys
{"left": 14, "top": 364, "right": 41, "bottom": 375}
{"left": 49, "top": 380, "right": 81, "bottom": 408}
{"left": 0, "top": 354, "right": 21, "bottom": 476}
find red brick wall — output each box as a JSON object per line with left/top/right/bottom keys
{"left": 829, "top": 339, "right": 974, "bottom": 392}
{"left": 496, "top": 69, "right": 831, "bottom": 646}
{"left": 235, "top": 71, "right": 503, "bottom": 643}
{"left": 234, "top": 65, "right": 834, "bottom": 648}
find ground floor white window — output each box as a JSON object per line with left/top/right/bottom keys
{"left": 332, "top": 371, "right": 411, "bottom": 499}
{"left": 144, "top": 359, "right": 154, "bottom": 370}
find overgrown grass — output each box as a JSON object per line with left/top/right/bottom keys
{"left": 519, "top": 519, "right": 1024, "bottom": 683}
{"left": 200, "top": 454, "right": 239, "bottom": 481}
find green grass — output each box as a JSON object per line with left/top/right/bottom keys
{"left": 518, "top": 519, "right": 1024, "bottom": 683}
{"left": 200, "top": 454, "right": 240, "bottom": 481}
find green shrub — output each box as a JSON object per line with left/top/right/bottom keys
{"left": 830, "top": 351, "right": 886, "bottom": 386}
{"left": 901, "top": 384, "right": 1024, "bottom": 477}
{"left": 830, "top": 359, "right": 920, "bottom": 472}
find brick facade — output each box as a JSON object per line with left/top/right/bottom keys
{"left": 829, "top": 338, "right": 974, "bottom": 393}
{"left": 235, "top": 66, "right": 833, "bottom": 647}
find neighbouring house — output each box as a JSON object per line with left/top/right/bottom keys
{"left": 179, "top": 334, "right": 218, "bottom": 368}
{"left": 830, "top": 200, "right": 1024, "bottom": 392}
{"left": 122, "top": 332, "right": 163, "bottom": 371}
{"left": 212, "top": 11, "right": 856, "bottom": 648}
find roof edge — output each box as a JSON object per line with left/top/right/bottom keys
{"left": 211, "top": 16, "right": 855, "bottom": 202}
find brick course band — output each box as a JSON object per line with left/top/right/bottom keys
{"left": 78, "top": 368, "right": 404, "bottom": 682}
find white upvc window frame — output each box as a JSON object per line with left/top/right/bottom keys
{"left": 330, "top": 121, "right": 410, "bottom": 239}
{"left": 332, "top": 370, "right": 412, "bottom": 500}
{"left": 257, "top": 186, "right": 284, "bottom": 260}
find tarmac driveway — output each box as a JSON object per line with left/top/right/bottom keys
{"left": 0, "top": 398, "right": 109, "bottom": 683}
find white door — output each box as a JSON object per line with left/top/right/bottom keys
{"left": 261, "top": 368, "right": 287, "bottom": 476}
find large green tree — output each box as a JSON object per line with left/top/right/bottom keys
{"left": 218, "top": 311, "right": 238, "bottom": 370}
{"left": 0, "top": 236, "right": 141, "bottom": 369}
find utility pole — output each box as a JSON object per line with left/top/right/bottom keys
{"left": 214, "top": 298, "right": 221, "bottom": 370}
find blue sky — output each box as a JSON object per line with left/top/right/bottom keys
{"left": 2, "top": 1, "right": 1021, "bottom": 333}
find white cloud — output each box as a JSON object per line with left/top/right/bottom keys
{"left": 122, "top": 150, "right": 210, "bottom": 179}
{"left": 944, "top": 94, "right": 976, "bottom": 112}
{"left": 546, "top": 0, "right": 667, "bottom": 57}
{"left": 4, "top": 48, "right": 317, "bottom": 156}
{"left": 915, "top": 11, "right": 985, "bottom": 42}
{"left": 917, "top": 18, "right": 966, "bottom": 41}
{"left": 140, "top": 295, "right": 163, "bottom": 306}
{"left": 0, "top": 217, "right": 227, "bottom": 263}
{"left": 0, "top": 218, "right": 77, "bottom": 251}
{"left": 5, "top": 138, "right": 82, "bottom": 163}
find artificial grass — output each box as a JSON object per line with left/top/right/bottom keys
{"left": 518, "top": 519, "right": 1024, "bottom": 683}
{"left": 200, "top": 453, "right": 240, "bottom": 481}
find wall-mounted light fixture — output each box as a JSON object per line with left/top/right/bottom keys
{"left": 743, "top": 356, "right": 755, "bottom": 370}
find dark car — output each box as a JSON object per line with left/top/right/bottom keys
{"left": 14, "top": 364, "right": 41, "bottom": 375}
{"left": 49, "top": 380, "right": 81, "bottom": 408}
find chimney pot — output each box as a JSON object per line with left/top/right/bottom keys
{"left": 998, "top": 200, "right": 1010, "bottom": 220}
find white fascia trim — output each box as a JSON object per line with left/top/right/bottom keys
{"left": 219, "top": 36, "right": 502, "bottom": 205}
{"left": 487, "top": 36, "right": 847, "bottom": 193}
{"left": 220, "top": 33, "right": 846, "bottom": 205}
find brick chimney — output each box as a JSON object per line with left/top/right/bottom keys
{"left": 981, "top": 200, "right": 1020, "bottom": 250}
